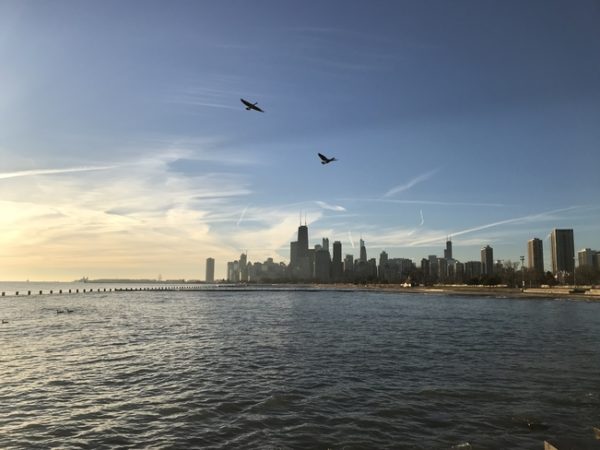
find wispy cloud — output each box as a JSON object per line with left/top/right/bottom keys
{"left": 348, "top": 230, "right": 355, "bottom": 248}
{"left": 315, "top": 200, "right": 346, "bottom": 212}
{"left": 236, "top": 205, "right": 250, "bottom": 227}
{"left": 0, "top": 165, "right": 115, "bottom": 180}
{"left": 419, "top": 209, "right": 424, "bottom": 226}
{"left": 383, "top": 169, "right": 440, "bottom": 197}
{"left": 341, "top": 197, "right": 507, "bottom": 208}
{"left": 409, "top": 206, "right": 583, "bottom": 246}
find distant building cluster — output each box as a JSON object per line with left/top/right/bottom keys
{"left": 206, "top": 224, "right": 599, "bottom": 286}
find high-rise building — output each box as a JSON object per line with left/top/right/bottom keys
{"left": 578, "top": 248, "right": 596, "bottom": 267}
{"left": 481, "top": 245, "right": 494, "bottom": 275}
{"left": 227, "top": 261, "right": 234, "bottom": 282}
{"left": 205, "top": 257, "right": 215, "bottom": 283}
{"left": 239, "top": 253, "right": 248, "bottom": 282}
{"left": 322, "top": 238, "right": 329, "bottom": 253}
{"left": 550, "top": 229, "right": 575, "bottom": 275}
{"left": 344, "top": 254, "right": 354, "bottom": 279}
{"left": 297, "top": 225, "right": 309, "bottom": 258}
{"left": 527, "top": 238, "right": 544, "bottom": 273}
{"left": 290, "top": 241, "right": 298, "bottom": 267}
{"left": 295, "top": 224, "right": 311, "bottom": 279}
{"left": 465, "top": 261, "right": 482, "bottom": 279}
{"left": 332, "top": 241, "right": 343, "bottom": 282}
{"left": 379, "top": 251, "right": 388, "bottom": 267}
{"left": 444, "top": 239, "right": 453, "bottom": 260}
{"left": 359, "top": 239, "right": 367, "bottom": 262}
{"left": 314, "top": 248, "right": 331, "bottom": 282}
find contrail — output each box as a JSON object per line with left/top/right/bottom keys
{"left": 409, "top": 205, "right": 582, "bottom": 246}
{"left": 348, "top": 231, "right": 355, "bottom": 248}
{"left": 383, "top": 169, "right": 439, "bottom": 198}
{"left": 236, "top": 205, "right": 250, "bottom": 227}
{"left": 315, "top": 200, "right": 346, "bottom": 212}
{"left": 0, "top": 165, "right": 115, "bottom": 180}
{"left": 419, "top": 209, "right": 424, "bottom": 226}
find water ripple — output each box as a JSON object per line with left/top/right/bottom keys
{"left": 1, "top": 290, "right": 600, "bottom": 449}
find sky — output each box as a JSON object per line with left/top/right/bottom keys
{"left": 1, "top": 0, "right": 599, "bottom": 281}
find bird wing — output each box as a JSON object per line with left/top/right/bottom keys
{"left": 318, "top": 153, "right": 328, "bottom": 162}
{"left": 240, "top": 98, "right": 250, "bottom": 107}
{"left": 253, "top": 104, "right": 264, "bottom": 112}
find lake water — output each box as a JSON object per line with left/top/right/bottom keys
{"left": 1, "top": 287, "right": 599, "bottom": 449}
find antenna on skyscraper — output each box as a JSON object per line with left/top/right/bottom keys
{"left": 304, "top": 212, "right": 307, "bottom": 226}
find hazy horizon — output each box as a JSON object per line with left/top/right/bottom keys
{"left": 1, "top": 0, "right": 599, "bottom": 281}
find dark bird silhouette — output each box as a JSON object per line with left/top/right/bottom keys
{"left": 1, "top": 319, "right": 8, "bottom": 324}
{"left": 318, "top": 153, "right": 337, "bottom": 165}
{"left": 240, "top": 98, "right": 264, "bottom": 113}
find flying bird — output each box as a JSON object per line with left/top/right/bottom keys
{"left": 318, "top": 153, "right": 337, "bottom": 165}
{"left": 240, "top": 98, "right": 264, "bottom": 112}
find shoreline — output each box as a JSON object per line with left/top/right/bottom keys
{"left": 1, "top": 281, "right": 599, "bottom": 301}
{"left": 340, "top": 283, "right": 600, "bottom": 301}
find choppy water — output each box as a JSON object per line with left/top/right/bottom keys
{"left": 1, "top": 288, "right": 599, "bottom": 449}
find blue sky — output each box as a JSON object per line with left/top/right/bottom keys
{"left": 1, "top": 0, "right": 599, "bottom": 280}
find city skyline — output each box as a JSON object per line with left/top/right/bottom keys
{"left": 1, "top": 1, "right": 599, "bottom": 281}
{"left": 219, "top": 223, "right": 598, "bottom": 285}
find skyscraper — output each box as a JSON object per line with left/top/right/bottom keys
{"left": 294, "top": 223, "right": 311, "bottom": 279}
{"left": 332, "top": 241, "right": 343, "bottom": 282}
{"left": 239, "top": 253, "right": 248, "bottom": 282}
{"left": 577, "top": 248, "right": 596, "bottom": 268}
{"left": 314, "top": 247, "right": 331, "bottom": 282}
{"left": 297, "top": 225, "right": 308, "bottom": 258}
{"left": 527, "top": 238, "right": 544, "bottom": 273}
{"left": 205, "top": 257, "right": 215, "bottom": 283}
{"left": 359, "top": 239, "right": 367, "bottom": 262}
{"left": 322, "top": 237, "right": 329, "bottom": 253}
{"left": 444, "top": 239, "right": 453, "bottom": 260}
{"left": 481, "top": 245, "right": 494, "bottom": 275}
{"left": 550, "top": 229, "right": 575, "bottom": 275}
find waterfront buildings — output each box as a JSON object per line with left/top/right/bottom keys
{"left": 220, "top": 222, "right": 595, "bottom": 285}
{"left": 359, "top": 239, "right": 367, "bottom": 262}
{"left": 481, "top": 245, "right": 494, "bottom": 275}
{"left": 332, "top": 241, "right": 343, "bottom": 282}
{"left": 527, "top": 238, "right": 544, "bottom": 273}
{"left": 550, "top": 229, "right": 575, "bottom": 275}
{"left": 205, "top": 257, "right": 215, "bottom": 283}
{"left": 578, "top": 248, "right": 597, "bottom": 268}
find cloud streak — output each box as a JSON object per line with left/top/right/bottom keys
{"left": 315, "top": 200, "right": 346, "bottom": 212}
{"left": 383, "top": 169, "right": 440, "bottom": 197}
{"left": 408, "top": 206, "right": 583, "bottom": 246}
{"left": 0, "top": 165, "right": 116, "bottom": 180}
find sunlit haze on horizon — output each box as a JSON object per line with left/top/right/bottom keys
{"left": 1, "top": 0, "right": 599, "bottom": 281}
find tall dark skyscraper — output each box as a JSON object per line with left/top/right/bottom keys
{"left": 239, "top": 253, "right": 248, "bottom": 282}
{"left": 297, "top": 225, "right": 308, "bottom": 258}
{"left": 294, "top": 223, "right": 311, "bottom": 279}
{"left": 205, "top": 257, "right": 215, "bottom": 283}
{"left": 444, "top": 239, "right": 453, "bottom": 260}
{"left": 332, "top": 241, "right": 343, "bottom": 282}
{"left": 550, "top": 229, "right": 574, "bottom": 274}
{"left": 481, "top": 245, "right": 494, "bottom": 275}
{"left": 359, "top": 238, "right": 367, "bottom": 262}
{"left": 527, "top": 238, "right": 544, "bottom": 273}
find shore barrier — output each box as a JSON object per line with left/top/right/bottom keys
{"left": 2, "top": 285, "right": 600, "bottom": 299}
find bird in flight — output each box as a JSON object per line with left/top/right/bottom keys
{"left": 240, "top": 98, "right": 264, "bottom": 113}
{"left": 318, "top": 153, "right": 337, "bottom": 165}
